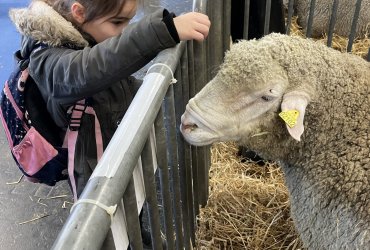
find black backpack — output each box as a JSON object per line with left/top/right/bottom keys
{"left": 0, "top": 48, "right": 102, "bottom": 200}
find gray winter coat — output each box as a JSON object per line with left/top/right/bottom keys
{"left": 9, "top": 1, "right": 179, "bottom": 195}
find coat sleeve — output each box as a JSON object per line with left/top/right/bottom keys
{"left": 28, "top": 9, "right": 178, "bottom": 105}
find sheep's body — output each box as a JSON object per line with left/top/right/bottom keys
{"left": 293, "top": 0, "right": 370, "bottom": 37}
{"left": 180, "top": 33, "right": 370, "bottom": 249}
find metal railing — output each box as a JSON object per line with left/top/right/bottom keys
{"left": 51, "top": 0, "right": 232, "bottom": 249}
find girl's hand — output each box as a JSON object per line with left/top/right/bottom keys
{"left": 173, "top": 12, "right": 211, "bottom": 41}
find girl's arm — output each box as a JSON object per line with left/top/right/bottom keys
{"left": 29, "top": 9, "right": 210, "bottom": 105}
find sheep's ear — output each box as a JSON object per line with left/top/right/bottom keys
{"left": 280, "top": 91, "right": 310, "bottom": 141}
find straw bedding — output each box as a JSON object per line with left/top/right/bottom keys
{"left": 195, "top": 17, "right": 369, "bottom": 250}
{"left": 195, "top": 142, "right": 302, "bottom": 249}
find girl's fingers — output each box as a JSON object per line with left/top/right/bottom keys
{"left": 192, "top": 31, "right": 205, "bottom": 41}
{"left": 174, "top": 12, "right": 211, "bottom": 41}
{"left": 196, "top": 14, "right": 211, "bottom": 27}
{"left": 195, "top": 23, "right": 210, "bottom": 38}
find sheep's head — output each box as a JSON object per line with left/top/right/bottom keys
{"left": 180, "top": 35, "right": 313, "bottom": 160}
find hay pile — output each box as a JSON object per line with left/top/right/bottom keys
{"left": 195, "top": 142, "right": 302, "bottom": 250}
{"left": 195, "top": 17, "right": 369, "bottom": 250}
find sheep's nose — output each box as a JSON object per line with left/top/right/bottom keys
{"left": 182, "top": 123, "right": 198, "bottom": 131}
{"left": 180, "top": 113, "right": 198, "bottom": 132}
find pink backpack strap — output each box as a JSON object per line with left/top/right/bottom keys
{"left": 66, "top": 129, "right": 79, "bottom": 202}
{"left": 63, "top": 100, "right": 103, "bottom": 202}
{"left": 4, "top": 81, "right": 29, "bottom": 132}
{"left": 85, "top": 107, "right": 103, "bottom": 161}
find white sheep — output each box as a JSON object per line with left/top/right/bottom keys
{"left": 289, "top": 0, "right": 370, "bottom": 37}
{"left": 180, "top": 33, "right": 370, "bottom": 250}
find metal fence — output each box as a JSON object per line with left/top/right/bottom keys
{"left": 232, "top": 0, "right": 369, "bottom": 60}
{"left": 51, "top": 0, "right": 224, "bottom": 249}
{"left": 286, "top": 0, "right": 369, "bottom": 58}
{"left": 52, "top": 0, "right": 369, "bottom": 249}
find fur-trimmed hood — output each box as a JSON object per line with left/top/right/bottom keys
{"left": 9, "top": 0, "right": 88, "bottom": 47}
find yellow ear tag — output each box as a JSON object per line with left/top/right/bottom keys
{"left": 279, "top": 110, "right": 300, "bottom": 128}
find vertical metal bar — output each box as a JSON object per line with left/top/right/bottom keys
{"left": 154, "top": 109, "right": 176, "bottom": 250}
{"left": 203, "top": 145, "right": 211, "bottom": 203}
{"left": 123, "top": 176, "right": 143, "bottom": 250}
{"left": 193, "top": 71, "right": 208, "bottom": 209}
{"left": 181, "top": 48, "right": 196, "bottom": 245}
{"left": 264, "top": 0, "right": 272, "bottom": 35}
{"left": 214, "top": 0, "right": 225, "bottom": 69}
{"left": 327, "top": 0, "right": 339, "bottom": 47}
{"left": 197, "top": 147, "right": 208, "bottom": 207}
{"left": 184, "top": 144, "right": 195, "bottom": 243}
{"left": 179, "top": 54, "right": 194, "bottom": 245}
{"left": 243, "top": 0, "right": 251, "bottom": 39}
{"left": 163, "top": 85, "right": 184, "bottom": 250}
{"left": 192, "top": 0, "right": 208, "bottom": 88}
{"left": 186, "top": 40, "right": 200, "bottom": 218}
{"left": 180, "top": 47, "right": 190, "bottom": 131}
{"left": 193, "top": 0, "right": 207, "bottom": 12}
{"left": 347, "top": 0, "right": 362, "bottom": 52}
{"left": 187, "top": 41, "right": 196, "bottom": 98}
{"left": 141, "top": 138, "right": 164, "bottom": 250}
{"left": 223, "top": 0, "right": 232, "bottom": 53}
{"left": 193, "top": 0, "right": 210, "bottom": 209}
{"left": 184, "top": 43, "right": 197, "bottom": 244}
{"left": 206, "top": 1, "right": 213, "bottom": 82}
{"left": 207, "top": 0, "right": 223, "bottom": 80}
{"left": 306, "top": 0, "right": 316, "bottom": 38}
{"left": 191, "top": 147, "right": 200, "bottom": 216}
{"left": 173, "top": 66, "right": 191, "bottom": 250}
{"left": 286, "top": 0, "right": 295, "bottom": 35}
{"left": 193, "top": 44, "right": 207, "bottom": 209}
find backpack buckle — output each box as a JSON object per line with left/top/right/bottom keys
{"left": 68, "top": 101, "right": 87, "bottom": 131}
{"left": 14, "top": 50, "right": 29, "bottom": 71}
{"left": 18, "top": 59, "right": 29, "bottom": 71}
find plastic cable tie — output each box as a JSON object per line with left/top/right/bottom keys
{"left": 146, "top": 63, "right": 177, "bottom": 84}
{"left": 70, "top": 198, "right": 117, "bottom": 222}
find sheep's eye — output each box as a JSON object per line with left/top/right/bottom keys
{"left": 261, "top": 95, "right": 273, "bottom": 101}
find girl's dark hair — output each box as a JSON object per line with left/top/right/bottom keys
{"left": 39, "top": 0, "right": 127, "bottom": 24}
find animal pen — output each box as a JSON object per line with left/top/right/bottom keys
{"left": 52, "top": 0, "right": 370, "bottom": 249}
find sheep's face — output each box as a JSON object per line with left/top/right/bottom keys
{"left": 181, "top": 73, "right": 289, "bottom": 147}
{"left": 181, "top": 54, "right": 288, "bottom": 146}
{"left": 181, "top": 38, "right": 311, "bottom": 158}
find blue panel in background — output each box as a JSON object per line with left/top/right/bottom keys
{"left": 0, "top": 0, "right": 30, "bottom": 87}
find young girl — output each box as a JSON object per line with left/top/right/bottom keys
{"left": 9, "top": 0, "right": 210, "bottom": 198}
